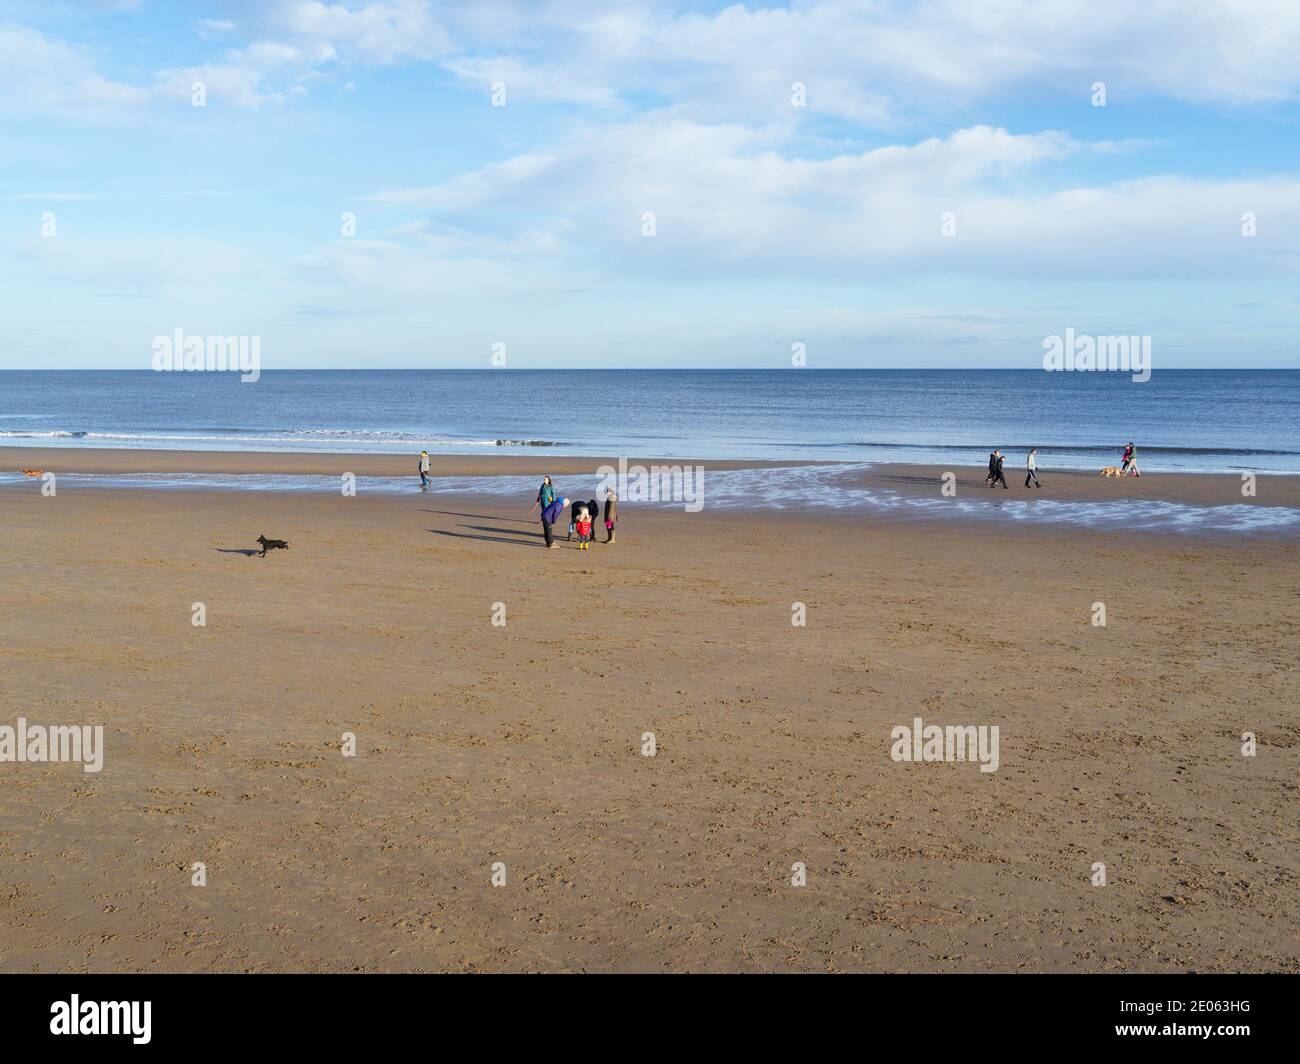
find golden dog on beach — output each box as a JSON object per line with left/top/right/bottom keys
{"left": 1100, "top": 466, "right": 1124, "bottom": 478}
{"left": 21, "top": 468, "right": 43, "bottom": 478}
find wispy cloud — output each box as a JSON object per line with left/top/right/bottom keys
{"left": 0, "top": 25, "right": 149, "bottom": 114}
{"left": 359, "top": 122, "right": 1300, "bottom": 280}
{"left": 195, "top": 18, "right": 237, "bottom": 39}
{"left": 0, "top": 192, "right": 98, "bottom": 202}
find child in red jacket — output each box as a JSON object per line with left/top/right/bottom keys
{"left": 575, "top": 506, "right": 593, "bottom": 549}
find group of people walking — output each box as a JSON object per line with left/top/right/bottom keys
{"left": 985, "top": 442, "right": 1140, "bottom": 487}
{"left": 528, "top": 476, "right": 617, "bottom": 550}
{"left": 986, "top": 448, "right": 1042, "bottom": 489}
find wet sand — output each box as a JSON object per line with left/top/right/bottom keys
{"left": 0, "top": 471, "right": 1296, "bottom": 972}
{"left": 2, "top": 446, "right": 1297, "bottom": 511}
{"left": 0, "top": 446, "right": 799, "bottom": 478}
{"left": 849, "top": 463, "right": 1300, "bottom": 509}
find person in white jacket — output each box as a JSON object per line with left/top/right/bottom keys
{"left": 1025, "top": 448, "right": 1041, "bottom": 488}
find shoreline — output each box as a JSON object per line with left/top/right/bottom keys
{"left": 3, "top": 446, "right": 1299, "bottom": 510}
{"left": 0, "top": 446, "right": 804, "bottom": 478}
{"left": 0, "top": 442, "right": 1294, "bottom": 486}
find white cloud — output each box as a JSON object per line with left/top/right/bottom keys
{"left": 19, "top": 1, "right": 1300, "bottom": 119}
{"left": 359, "top": 121, "right": 1300, "bottom": 279}
{"left": 364, "top": 150, "right": 564, "bottom": 209}
{"left": 153, "top": 61, "right": 278, "bottom": 108}
{"left": 0, "top": 25, "right": 149, "bottom": 114}
{"left": 14, "top": 232, "right": 265, "bottom": 289}
{"left": 280, "top": 230, "right": 580, "bottom": 316}
{"left": 439, "top": 55, "right": 619, "bottom": 107}
{"left": 431, "top": 0, "right": 1300, "bottom": 118}
{"left": 196, "top": 18, "right": 238, "bottom": 39}
{"left": 153, "top": 3, "right": 453, "bottom": 107}
{"left": 275, "top": 0, "right": 454, "bottom": 64}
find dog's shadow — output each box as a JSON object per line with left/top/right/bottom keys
{"left": 215, "top": 548, "right": 261, "bottom": 557}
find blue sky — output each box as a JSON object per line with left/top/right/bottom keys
{"left": 1, "top": 0, "right": 1298, "bottom": 369}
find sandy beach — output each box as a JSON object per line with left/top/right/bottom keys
{"left": 1, "top": 457, "right": 1296, "bottom": 972}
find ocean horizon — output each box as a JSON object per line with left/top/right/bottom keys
{"left": 2, "top": 368, "right": 1296, "bottom": 474}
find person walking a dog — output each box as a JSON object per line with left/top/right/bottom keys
{"left": 1120, "top": 442, "right": 1135, "bottom": 474}
{"left": 1025, "top": 448, "right": 1041, "bottom": 488}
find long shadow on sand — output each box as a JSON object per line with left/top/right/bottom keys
{"left": 421, "top": 509, "right": 533, "bottom": 522}
{"left": 215, "top": 548, "right": 261, "bottom": 557}
{"left": 462, "top": 523, "right": 545, "bottom": 539}
{"left": 427, "top": 528, "right": 544, "bottom": 548}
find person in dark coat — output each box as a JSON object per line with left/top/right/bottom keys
{"left": 990, "top": 450, "right": 1008, "bottom": 489}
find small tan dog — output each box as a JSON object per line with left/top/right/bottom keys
{"left": 1099, "top": 466, "right": 1124, "bottom": 478}
{"left": 21, "top": 468, "right": 43, "bottom": 478}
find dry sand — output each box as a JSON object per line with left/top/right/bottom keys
{"left": 0, "top": 461, "right": 1296, "bottom": 972}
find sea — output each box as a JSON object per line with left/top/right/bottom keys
{"left": 2, "top": 369, "right": 1297, "bottom": 534}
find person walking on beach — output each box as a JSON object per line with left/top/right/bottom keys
{"left": 986, "top": 449, "right": 999, "bottom": 485}
{"left": 418, "top": 450, "right": 431, "bottom": 491}
{"left": 604, "top": 489, "right": 617, "bottom": 544}
{"left": 540, "top": 496, "right": 568, "bottom": 549}
{"left": 1025, "top": 448, "right": 1041, "bottom": 488}
{"left": 1121, "top": 442, "right": 1136, "bottom": 475}
{"left": 989, "top": 450, "right": 1008, "bottom": 489}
